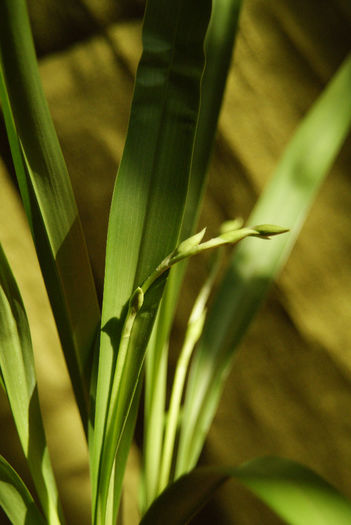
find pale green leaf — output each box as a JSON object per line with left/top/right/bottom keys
{"left": 0, "top": 455, "right": 46, "bottom": 525}
{"left": 141, "top": 457, "right": 351, "bottom": 525}
{"left": 177, "top": 53, "right": 351, "bottom": 476}
{"left": 0, "top": 244, "right": 64, "bottom": 524}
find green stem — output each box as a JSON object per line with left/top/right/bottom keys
{"left": 141, "top": 225, "right": 287, "bottom": 295}
{"left": 94, "top": 289, "right": 144, "bottom": 525}
{"left": 158, "top": 319, "right": 204, "bottom": 493}
{"left": 142, "top": 328, "right": 168, "bottom": 512}
{"left": 157, "top": 254, "right": 220, "bottom": 493}
{"left": 140, "top": 1, "right": 244, "bottom": 504}
{"left": 96, "top": 223, "right": 286, "bottom": 520}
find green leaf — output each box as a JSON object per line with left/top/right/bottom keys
{"left": 142, "top": 0, "right": 243, "bottom": 505}
{"left": 176, "top": 53, "right": 351, "bottom": 476}
{"left": 0, "top": 455, "right": 46, "bottom": 525}
{"left": 0, "top": 244, "right": 64, "bottom": 524}
{"left": 0, "top": 0, "right": 100, "bottom": 430}
{"left": 141, "top": 457, "right": 351, "bottom": 525}
{"left": 107, "top": 382, "right": 143, "bottom": 525}
{"left": 182, "top": 0, "right": 244, "bottom": 240}
{"left": 91, "top": 0, "right": 212, "bottom": 521}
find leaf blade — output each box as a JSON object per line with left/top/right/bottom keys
{"left": 92, "top": 0, "right": 213, "bottom": 520}
{"left": 0, "top": 0, "right": 100, "bottom": 429}
{"left": 177, "top": 53, "right": 351, "bottom": 476}
{"left": 0, "top": 244, "right": 64, "bottom": 524}
{"left": 142, "top": 0, "right": 244, "bottom": 504}
{"left": 141, "top": 457, "right": 351, "bottom": 525}
{"left": 0, "top": 455, "right": 46, "bottom": 525}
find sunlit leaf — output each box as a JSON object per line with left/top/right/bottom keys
{"left": 141, "top": 457, "right": 351, "bottom": 525}
{"left": 0, "top": 244, "right": 64, "bottom": 523}
{"left": 0, "top": 455, "right": 46, "bottom": 525}
{"left": 0, "top": 0, "right": 100, "bottom": 429}
{"left": 177, "top": 53, "right": 351, "bottom": 476}
{"left": 92, "top": 0, "right": 212, "bottom": 522}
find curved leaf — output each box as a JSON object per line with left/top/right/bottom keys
{"left": 141, "top": 457, "right": 351, "bottom": 525}
{"left": 0, "top": 455, "right": 45, "bottom": 525}
{"left": 0, "top": 0, "right": 100, "bottom": 429}
{"left": 0, "top": 244, "right": 64, "bottom": 524}
{"left": 177, "top": 53, "right": 351, "bottom": 476}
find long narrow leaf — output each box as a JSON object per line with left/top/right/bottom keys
{"left": 0, "top": 455, "right": 46, "bottom": 525}
{"left": 0, "top": 244, "right": 63, "bottom": 523}
{"left": 176, "top": 53, "right": 351, "bottom": 476}
{"left": 0, "top": 0, "right": 100, "bottom": 429}
{"left": 107, "top": 381, "right": 143, "bottom": 525}
{"left": 92, "top": 0, "right": 212, "bottom": 521}
{"left": 182, "top": 0, "right": 243, "bottom": 240}
{"left": 141, "top": 456, "right": 351, "bottom": 525}
{"left": 143, "top": 0, "right": 244, "bottom": 505}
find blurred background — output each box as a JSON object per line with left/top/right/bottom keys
{"left": 0, "top": 0, "right": 351, "bottom": 523}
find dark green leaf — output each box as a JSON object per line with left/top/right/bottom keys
{"left": 0, "top": 0, "right": 100, "bottom": 429}
{"left": 142, "top": 0, "right": 244, "bottom": 505}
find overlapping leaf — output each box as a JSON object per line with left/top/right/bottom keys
{"left": 142, "top": 0, "right": 244, "bottom": 507}
{"left": 176, "top": 54, "right": 351, "bottom": 476}
{"left": 141, "top": 457, "right": 351, "bottom": 525}
{"left": 0, "top": 244, "right": 63, "bottom": 523}
{"left": 92, "top": 0, "right": 212, "bottom": 522}
{"left": 0, "top": 0, "right": 100, "bottom": 429}
{"left": 0, "top": 455, "right": 46, "bottom": 525}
